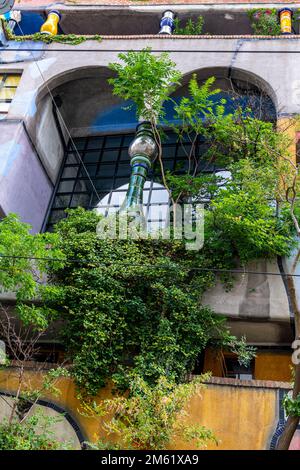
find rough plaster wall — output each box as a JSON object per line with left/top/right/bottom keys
{"left": 0, "top": 122, "right": 52, "bottom": 232}
{"left": 53, "top": 74, "right": 124, "bottom": 136}
{"left": 34, "top": 95, "right": 64, "bottom": 184}
{"left": 202, "top": 259, "right": 291, "bottom": 326}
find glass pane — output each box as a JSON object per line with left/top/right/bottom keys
{"left": 72, "top": 138, "right": 86, "bottom": 150}
{"left": 120, "top": 149, "right": 130, "bottom": 161}
{"left": 106, "top": 135, "right": 122, "bottom": 147}
{"left": 74, "top": 181, "right": 88, "bottom": 192}
{"left": 49, "top": 210, "right": 66, "bottom": 224}
{"left": 0, "top": 102, "right": 9, "bottom": 112}
{"left": 70, "top": 193, "right": 89, "bottom": 207}
{"left": 123, "top": 134, "right": 134, "bottom": 146}
{"left": 0, "top": 88, "right": 15, "bottom": 100}
{"left": 0, "top": 113, "right": 6, "bottom": 120}
{"left": 101, "top": 149, "right": 119, "bottom": 163}
{"left": 4, "top": 75, "right": 21, "bottom": 86}
{"left": 99, "top": 165, "right": 115, "bottom": 177}
{"left": 117, "top": 164, "right": 130, "bottom": 177}
{"left": 62, "top": 166, "right": 79, "bottom": 178}
{"left": 53, "top": 195, "right": 71, "bottom": 208}
{"left": 83, "top": 152, "right": 99, "bottom": 163}
{"left": 58, "top": 180, "right": 75, "bottom": 192}
{"left": 87, "top": 137, "right": 103, "bottom": 149}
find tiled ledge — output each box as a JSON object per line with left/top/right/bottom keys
{"left": 207, "top": 376, "right": 293, "bottom": 390}
{"left": 7, "top": 34, "right": 300, "bottom": 42}
{"left": 76, "top": 34, "right": 300, "bottom": 39}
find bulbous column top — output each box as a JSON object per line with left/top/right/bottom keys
{"left": 128, "top": 122, "right": 158, "bottom": 163}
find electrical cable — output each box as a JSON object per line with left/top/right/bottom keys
{"left": 0, "top": 253, "right": 299, "bottom": 277}
{"left": 16, "top": 24, "right": 102, "bottom": 203}
{"left": 3, "top": 48, "right": 300, "bottom": 53}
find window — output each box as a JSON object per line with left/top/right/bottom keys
{"left": 0, "top": 74, "right": 21, "bottom": 119}
{"left": 46, "top": 132, "right": 224, "bottom": 231}
{"left": 224, "top": 355, "right": 254, "bottom": 380}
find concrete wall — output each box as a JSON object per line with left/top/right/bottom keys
{"left": 0, "top": 120, "right": 53, "bottom": 232}
{"left": 32, "top": 95, "right": 65, "bottom": 184}
{"left": 7, "top": 36, "right": 300, "bottom": 120}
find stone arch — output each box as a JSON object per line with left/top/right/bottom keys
{"left": 172, "top": 65, "right": 277, "bottom": 120}
{"left": 0, "top": 391, "right": 85, "bottom": 449}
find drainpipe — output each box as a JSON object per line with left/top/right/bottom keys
{"left": 119, "top": 121, "right": 158, "bottom": 226}
{"left": 7, "top": 10, "right": 21, "bottom": 32}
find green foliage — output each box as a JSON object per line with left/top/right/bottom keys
{"left": 174, "top": 75, "right": 223, "bottom": 138}
{"left": 0, "top": 411, "right": 72, "bottom": 450}
{"left": 248, "top": 9, "right": 281, "bottom": 36}
{"left": 108, "top": 48, "right": 182, "bottom": 122}
{"left": 220, "top": 335, "right": 257, "bottom": 367}
{"left": 163, "top": 75, "right": 295, "bottom": 263}
{"left": 84, "top": 374, "right": 217, "bottom": 450}
{"left": 173, "top": 16, "right": 204, "bottom": 35}
{"left": 283, "top": 393, "right": 300, "bottom": 418}
{"left": 46, "top": 208, "right": 256, "bottom": 395}
{"left": 206, "top": 190, "right": 292, "bottom": 263}
{"left": 3, "top": 21, "right": 102, "bottom": 45}
{"left": 0, "top": 213, "right": 65, "bottom": 329}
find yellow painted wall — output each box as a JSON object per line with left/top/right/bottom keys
{"left": 277, "top": 116, "right": 297, "bottom": 165}
{"left": 203, "top": 348, "right": 293, "bottom": 382}
{"left": 171, "top": 384, "right": 277, "bottom": 450}
{"left": 254, "top": 352, "right": 293, "bottom": 382}
{"left": 0, "top": 368, "right": 279, "bottom": 450}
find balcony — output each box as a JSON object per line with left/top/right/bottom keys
{"left": 2, "top": 5, "right": 300, "bottom": 37}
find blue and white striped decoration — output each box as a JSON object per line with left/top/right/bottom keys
{"left": 158, "top": 10, "right": 176, "bottom": 35}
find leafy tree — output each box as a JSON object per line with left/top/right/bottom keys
{"left": 47, "top": 208, "right": 249, "bottom": 395}
{"left": 0, "top": 214, "right": 70, "bottom": 449}
{"left": 1, "top": 49, "right": 299, "bottom": 450}
{"left": 108, "top": 48, "right": 181, "bottom": 123}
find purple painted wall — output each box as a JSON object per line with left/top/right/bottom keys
{"left": 0, "top": 121, "right": 53, "bottom": 233}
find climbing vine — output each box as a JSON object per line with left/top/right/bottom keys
{"left": 2, "top": 21, "right": 102, "bottom": 45}
{"left": 283, "top": 393, "right": 300, "bottom": 418}
{"left": 248, "top": 9, "right": 281, "bottom": 36}
{"left": 173, "top": 16, "right": 205, "bottom": 35}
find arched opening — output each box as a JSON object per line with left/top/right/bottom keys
{"left": 37, "top": 66, "right": 276, "bottom": 231}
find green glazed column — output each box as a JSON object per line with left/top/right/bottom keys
{"left": 120, "top": 122, "right": 158, "bottom": 224}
